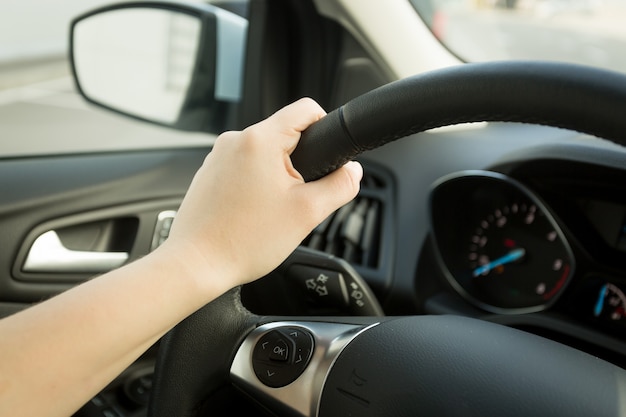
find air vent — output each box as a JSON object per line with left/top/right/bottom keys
{"left": 302, "top": 169, "right": 389, "bottom": 270}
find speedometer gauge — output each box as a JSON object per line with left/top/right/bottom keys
{"left": 430, "top": 171, "right": 575, "bottom": 313}
{"left": 594, "top": 283, "right": 626, "bottom": 323}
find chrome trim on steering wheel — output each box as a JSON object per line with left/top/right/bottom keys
{"left": 231, "top": 321, "right": 378, "bottom": 417}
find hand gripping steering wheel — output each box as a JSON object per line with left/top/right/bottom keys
{"left": 148, "top": 61, "right": 626, "bottom": 417}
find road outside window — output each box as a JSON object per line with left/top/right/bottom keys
{"left": 0, "top": 0, "right": 111, "bottom": 90}
{"left": 0, "top": 0, "right": 211, "bottom": 158}
{"left": 411, "top": 0, "right": 626, "bottom": 74}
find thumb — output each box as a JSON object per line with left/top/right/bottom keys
{"left": 298, "top": 161, "right": 363, "bottom": 224}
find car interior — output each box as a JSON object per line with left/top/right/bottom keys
{"left": 1, "top": 0, "right": 626, "bottom": 416}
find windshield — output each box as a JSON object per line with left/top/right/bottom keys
{"left": 410, "top": 0, "right": 626, "bottom": 74}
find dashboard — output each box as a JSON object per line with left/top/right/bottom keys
{"left": 390, "top": 125, "right": 626, "bottom": 369}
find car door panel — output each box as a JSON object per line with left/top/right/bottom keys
{"left": 0, "top": 147, "right": 209, "bottom": 305}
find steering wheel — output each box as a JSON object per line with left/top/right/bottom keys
{"left": 148, "top": 61, "right": 626, "bottom": 417}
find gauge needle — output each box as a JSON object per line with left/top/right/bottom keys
{"left": 594, "top": 284, "right": 608, "bottom": 317}
{"left": 472, "top": 248, "right": 526, "bottom": 277}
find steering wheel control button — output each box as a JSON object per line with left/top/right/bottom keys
{"left": 253, "top": 331, "right": 293, "bottom": 362}
{"left": 268, "top": 338, "right": 290, "bottom": 362}
{"left": 252, "top": 327, "right": 314, "bottom": 388}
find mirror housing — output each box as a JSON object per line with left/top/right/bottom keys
{"left": 70, "top": 1, "right": 247, "bottom": 133}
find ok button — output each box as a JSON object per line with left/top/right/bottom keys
{"left": 269, "top": 339, "right": 290, "bottom": 362}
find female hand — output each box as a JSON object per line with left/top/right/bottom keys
{"left": 166, "top": 98, "right": 363, "bottom": 294}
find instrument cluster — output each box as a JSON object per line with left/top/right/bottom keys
{"left": 429, "top": 170, "right": 626, "bottom": 336}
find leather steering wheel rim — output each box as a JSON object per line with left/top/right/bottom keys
{"left": 148, "top": 61, "right": 626, "bottom": 417}
{"left": 292, "top": 60, "right": 626, "bottom": 181}
{"left": 148, "top": 287, "right": 258, "bottom": 416}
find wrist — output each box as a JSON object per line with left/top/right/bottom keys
{"left": 150, "top": 238, "right": 237, "bottom": 305}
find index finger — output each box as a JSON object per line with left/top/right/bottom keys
{"left": 258, "top": 98, "right": 327, "bottom": 153}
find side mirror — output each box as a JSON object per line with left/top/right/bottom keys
{"left": 70, "top": 2, "right": 247, "bottom": 133}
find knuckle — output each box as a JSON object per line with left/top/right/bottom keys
{"left": 239, "top": 125, "right": 266, "bottom": 152}
{"left": 211, "top": 131, "right": 238, "bottom": 152}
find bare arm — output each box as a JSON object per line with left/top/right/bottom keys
{"left": 0, "top": 98, "right": 362, "bottom": 417}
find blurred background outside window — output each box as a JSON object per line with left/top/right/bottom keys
{"left": 411, "top": 0, "right": 626, "bottom": 74}
{"left": 0, "top": 1, "right": 112, "bottom": 91}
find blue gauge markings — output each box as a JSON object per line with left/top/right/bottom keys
{"left": 472, "top": 248, "right": 526, "bottom": 277}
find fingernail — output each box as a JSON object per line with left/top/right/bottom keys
{"left": 345, "top": 161, "right": 363, "bottom": 181}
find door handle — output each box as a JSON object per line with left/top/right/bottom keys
{"left": 23, "top": 230, "right": 129, "bottom": 273}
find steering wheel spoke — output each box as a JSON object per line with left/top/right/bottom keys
{"left": 231, "top": 320, "right": 378, "bottom": 416}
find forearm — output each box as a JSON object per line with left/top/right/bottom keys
{"left": 0, "top": 242, "right": 223, "bottom": 417}
{"left": 0, "top": 98, "right": 361, "bottom": 417}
